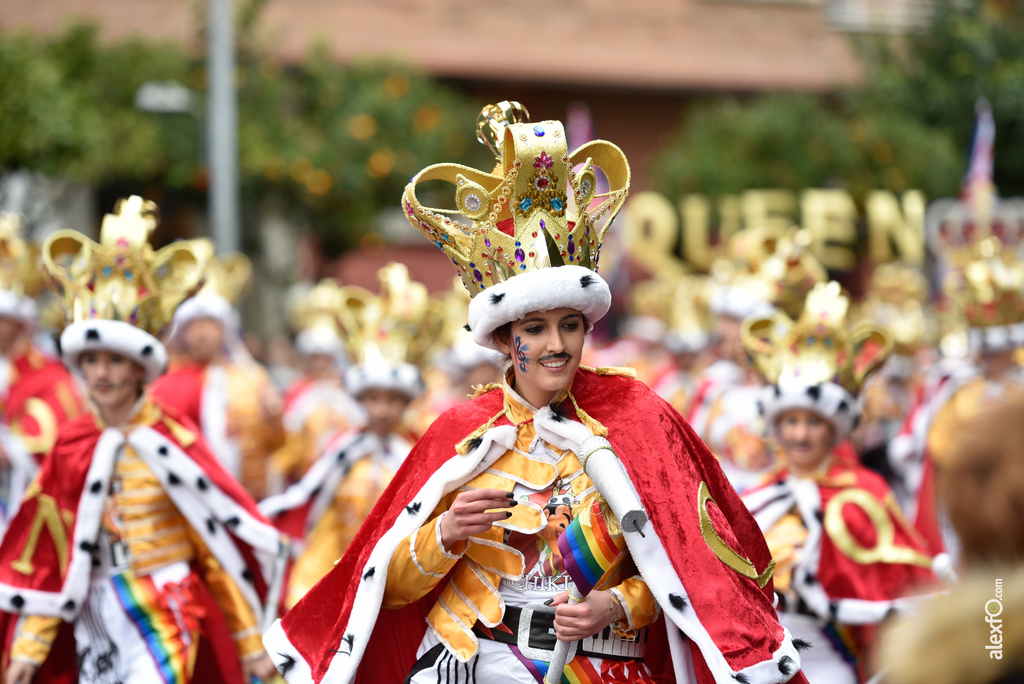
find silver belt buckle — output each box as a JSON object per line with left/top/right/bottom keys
{"left": 517, "top": 601, "right": 577, "bottom": 663}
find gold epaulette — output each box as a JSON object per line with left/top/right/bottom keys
{"left": 581, "top": 365, "right": 638, "bottom": 379}
{"left": 470, "top": 382, "right": 503, "bottom": 398}
{"left": 456, "top": 408, "right": 509, "bottom": 455}
{"left": 162, "top": 415, "right": 197, "bottom": 449}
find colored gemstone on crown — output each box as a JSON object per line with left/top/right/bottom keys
{"left": 551, "top": 198, "right": 564, "bottom": 211}
{"left": 533, "top": 125, "right": 545, "bottom": 137}
{"left": 519, "top": 198, "right": 533, "bottom": 211}
{"left": 515, "top": 248, "right": 526, "bottom": 263}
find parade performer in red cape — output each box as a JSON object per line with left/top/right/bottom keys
{"left": 264, "top": 102, "right": 806, "bottom": 684}
{"left": 0, "top": 213, "right": 84, "bottom": 535}
{"left": 262, "top": 263, "right": 426, "bottom": 609}
{"left": 0, "top": 197, "right": 282, "bottom": 684}
{"left": 272, "top": 278, "right": 364, "bottom": 484}
{"left": 151, "top": 239, "right": 285, "bottom": 500}
{"left": 740, "top": 282, "right": 941, "bottom": 683}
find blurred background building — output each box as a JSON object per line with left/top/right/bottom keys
{"left": 1, "top": 0, "right": 1020, "bottom": 342}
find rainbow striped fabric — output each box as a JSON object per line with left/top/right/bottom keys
{"left": 557, "top": 500, "right": 626, "bottom": 596}
{"left": 511, "top": 644, "right": 603, "bottom": 684}
{"left": 112, "top": 571, "right": 195, "bottom": 684}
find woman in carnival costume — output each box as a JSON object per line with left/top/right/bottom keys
{"left": 263, "top": 102, "right": 807, "bottom": 684}
{"left": 0, "top": 197, "right": 282, "bottom": 684}
{"left": 261, "top": 263, "right": 427, "bottom": 609}
{"left": 739, "top": 281, "right": 942, "bottom": 683}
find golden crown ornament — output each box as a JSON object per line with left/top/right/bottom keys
{"left": 285, "top": 278, "right": 350, "bottom": 359}
{"left": 0, "top": 212, "right": 45, "bottom": 322}
{"left": 402, "top": 101, "right": 630, "bottom": 349}
{"left": 337, "top": 263, "right": 428, "bottom": 400}
{"left": 928, "top": 195, "right": 1024, "bottom": 351}
{"left": 741, "top": 281, "right": 894, "bottom": 442}
{"left": 42, "top": 196, "right": 204, "bottom": 383}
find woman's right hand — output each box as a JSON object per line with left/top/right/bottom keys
{"left": 439, "top": 488, "right": 516, "bottom": 551}
{"left": 6, "top": 661, "right": 38, "bottom": 684}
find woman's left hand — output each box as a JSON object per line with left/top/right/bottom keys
{"left": 550, "top": 590, "right": 625, "bottom": 642}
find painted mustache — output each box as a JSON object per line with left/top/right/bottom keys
{"left": 537, "top": 353, "right": 572, "bottom": 364}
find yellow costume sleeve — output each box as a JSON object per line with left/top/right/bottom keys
{"left": 609, "top": 576, "right": 659, "bottom": 634}
{"left": 9, "top": 615, "right": 61, "bottom": 665}
{"left": 185, "top": 526, "right": 264, "bottom": 660}
{"left": 383, "top": 503, "right": 466, "bottom": 610}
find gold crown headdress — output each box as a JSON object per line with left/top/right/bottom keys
{"left": 43, "top": 196, "right": 204, "bottom": 337}
{"left": 755, "top": 228, "right": 828, "bottom": 319}
{"left": 336, "top": 263, "right": 431, "bottom": 368}
{"left": 944, "top": 237, "right": 1024, "bottom": 330}
{"left": 286, "top": 278, "right": 347, "bottom": 339}
{"left": 742, "top": 281, "right": 893, "bottom": 395}
{"left": 860, "top": 263, "right": 933, "bottom": 357}
{"left": 402, "top": 101, "right": 630, "bottom": 297}
{"left": 188, "top": 237, "right": 253, "bottom": 304}
{"left": 0, "top": 212, "right": 44, "bottom": 303}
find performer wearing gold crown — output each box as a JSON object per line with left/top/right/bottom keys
{"left": 410, "top": 277, "right": 503, "bottom": 436}
{"left": 0, "top": 213, "right": 84, "bottom": 536}
{"left": 260, "top": 263, "right": 425, "bottom": 610}
{"left": 0, "top": 198, "right": 281, "bottom": 684}
{"left": 151, "top": 240, "right": 285, "bottom": 500}
{"left": 271, "top": 278, "right": 364, "bottom": 484}
{"left": 697, "top": 228, "right": 827, "bottom": 492}
{"left": 264, "top": 103, "right": 805, "bottom": 684}
{"left": 740, "top": 281, "right": 939, "bottom": 684}
{"left": 913, "top": 224, "right": 1024, "bottom": 559}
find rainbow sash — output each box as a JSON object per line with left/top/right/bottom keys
{"left": 557, "top": 500, "right": 626, "bottom": 596}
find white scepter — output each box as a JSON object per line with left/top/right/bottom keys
{"left": 543, "top": 436, "right": 648, "bottom": 684}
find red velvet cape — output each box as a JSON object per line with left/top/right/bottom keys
{"left": 0, "top": 403, "right": 272, "bottom": 684}
{"left": 275, "top": 369, "right": 802, "bottom": 683}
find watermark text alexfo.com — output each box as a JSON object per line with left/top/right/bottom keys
{"left": 986, "top": 578, "right": 1004, "bottom": 660}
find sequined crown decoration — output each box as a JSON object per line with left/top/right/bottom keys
{"left": 861, "top": 263, "right": 932, "bottom": 356}
{"left": 188, "top": 238, "right": 252, "bottom": 304}
{"left": 928, "top": 197, "right": 1024, "bottom": 268}
{"left": 336, "top": 263, "right": 431, "bottom": 367}
{"left": 742, "top": 281, "right": 893, "bottom": 394}
{"left": 43, "top": 196, "right": 204, "bottom": 336}
{"left": 755, "top": 228, "right": 827, "bottom": 319}
{"left": 0, "top": 212, "right": 44, "bottom": 299}
{"left": 402, "top": 101, "right": 631, "bottom": 297}
{"left": 285, "top": 278, "right": 347, "bottom": 338}
{"left": 944, "top": 237, "right": 1024, "bottom": 329}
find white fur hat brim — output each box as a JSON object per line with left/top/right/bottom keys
{"left": 759, "top": 380, "right": 859, "bottom": 444}
{"left": 0, "top": 291, "right": 36, "bottom": 324}
{"left": 60, "top": 320, "right": 168, "bottom": 384}
{"left": 344, "top": 361, "right": 423, "bottom": 400}
{"left": 968, "top": 323, "right": 1024, "bottom": 354}
{"left": 295, "top": 327, "right": 346, "bottom": 359}
{"left": 172, "top": 294, "right": 239, "bottom": 335}
{"left": 709, "top": 285, "right": 774, "bottom": 320}
{"left": 467, "top": 265, "right": 611, "bottom": 350}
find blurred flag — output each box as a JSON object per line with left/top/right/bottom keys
{"left": 961, "top": 97, "right": 995, "bottom": 220}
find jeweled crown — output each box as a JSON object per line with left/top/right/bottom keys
{"left": 944, "top": 237, "right": 1024, "bottom": 329}
{"left": 0, "top": 212, "right": 44, "bottom": 300}
{"left": 742, "top": 281, "right": 893, "bottom": 394}
{"left": 42, "top": 196, "right": 204, "bottom": 337}
{"left": 188, "top": 237, "right": 252, "bottom": 304}
{"left": 336, "top": 263, "right": 432, "bottom": 367}
{"left": 285, "top": 278, "right": 347, "bottom": 338}
{"left": 402, "top": 101, "right": 630, "bottom": 297}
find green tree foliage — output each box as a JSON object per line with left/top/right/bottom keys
{"left": 860, "top": 0, "right": 1024, "bottom": 196}
{"left": 654, "top": 0, "right": 1024, "bottom": 203}
{"left": 0, "top": 24, "right": 485, "bottom": 254}
{"left": 653, "top": 95, "right": 961, "bottom": 201}
{"left": 0, "top": 25, "right": 189, "bottom": 182}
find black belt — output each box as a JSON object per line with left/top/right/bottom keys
{"left": 472, "top": 603, "right": 647, "bottom": 662}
